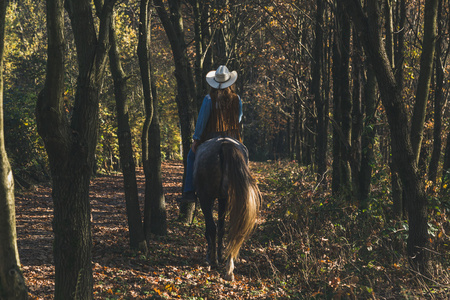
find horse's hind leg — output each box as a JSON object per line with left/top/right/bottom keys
{"left": 224, "top": 257, "right": 235, "bottom": 281}
{"left": 217, "top": 197, "right": 227, "bottom": 264}
{"left": 199, "top": 197, "right": 218, "bottom": 267}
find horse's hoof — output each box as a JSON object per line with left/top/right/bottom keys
{"left": 224, "top": 273, "right": 235, "bottom": 281}
{"left": 206, "top": 255, "right": 218, "bottom": 268}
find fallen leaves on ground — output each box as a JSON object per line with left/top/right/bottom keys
{"left": 16, "top": 160, "right": 450, "bottom": 299}
{"left": 16, "top": 161, "right": 289, "bottom": 299}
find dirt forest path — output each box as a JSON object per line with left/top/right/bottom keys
{"left": 16, "top": 161, "right": 285, "bottom": 299}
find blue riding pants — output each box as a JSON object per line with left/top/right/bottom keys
{"left": 184, "top": 149, "right": 196, "bottom": 193}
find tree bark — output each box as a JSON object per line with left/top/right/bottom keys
{"left": 331, "top": 35, "right": 341, "bottom": 195}
{"left": 144, "top": 88, "right": 167, "bottom": 237}
{"left": 391, "top": 0, "right": 406, "bottom": 218}
{"left": 384, "top": 0, "right": 394, "bottom": 67}
{"left": 339, "top": 7, "right": 352, "bottom": 197}
{"left": 138, "top": 0, "right": 167, "bottom": 237}
{"left": 339, "top": 0, "right": 429, "bottom": 273}
{"left": 313, "top": 0, "right": 327, "bottom": 182}
{"left": 37, "top": 0, "right": 116, "bottom": 298}
{"left": 293, "top": 99, "right": 300, "bottom": 162}
{"left": 428, "top": 0, "right": 444, "bottom": 184}
{"left": 443, "top": 132, "right": 450, "bottom": 195}
{"left": 154, "top": 0, "right": 196, "bottom": 223}
{"left": 0, "top": 0, "right": 28, "bottom": 298}
{"left": 350, "top": 34, "right": 364, "bottom": 205}
{"left": 109, "top": 12, "right": 147, "bottom": 251}
{"left": 332, "top": 3, "right": 352, "bottom": 196}
{"left": 190, "top": 0, "right": 211, "bottom": 109}
{"left": 409, "top": 0, "right": 439, "bottom": 165}
{"left": 359, "top": 66, "right": 376, "bottom": 209}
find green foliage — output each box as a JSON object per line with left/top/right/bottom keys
{"left": 3, "top": 0, "right": 48, "bottom": 180}
{"left": 154, "top": 68, "right": 181, "bottom": 161}
{"left": 93, "top": 1, "right": 181, "bottom": 170}
{"left": 4, "top": 89, "right": 48, "bottom": 179}
{"left": 3, "top": 0, "right": 182, "bottom": 177}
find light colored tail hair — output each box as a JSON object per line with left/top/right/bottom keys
{"left": 221, "top": 142, "right": 261, "bottom": 260}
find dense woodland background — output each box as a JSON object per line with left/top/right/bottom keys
{"left": 0, "top": 0, "right": 450, "bottom": 298}
{"left": 3, "top": 1, "right": 450, "bottom": 185}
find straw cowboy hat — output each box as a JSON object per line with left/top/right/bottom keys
{"left": 206, "top": 65, "right": 238, "bottom": 89}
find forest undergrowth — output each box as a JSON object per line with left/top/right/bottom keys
{"left": 16, "top": 160, "right": 450, "bottom": 299}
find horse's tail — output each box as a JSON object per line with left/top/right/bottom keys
{"left": 221, "top": 142, "right": 261, "bottom": 260}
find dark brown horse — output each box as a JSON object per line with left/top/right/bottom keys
{"left": 193, "top": 137, "right": 261, "bottom": 281}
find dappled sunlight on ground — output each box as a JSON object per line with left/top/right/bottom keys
{"left": 16, "top": 161, "right": 285, "bottom": 299}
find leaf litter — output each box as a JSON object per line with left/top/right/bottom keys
{"left": 16, "top": 160, "right": 450, "bottom": 299}
{"left": 16, "top": 161, "right": 286, "bottom": 299}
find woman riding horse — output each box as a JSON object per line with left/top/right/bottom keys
{"left": 180, "top": 66, "right": 260, "bottom": 281}
{"left": 180, "top": 65, "right": 243, "bottom": 203}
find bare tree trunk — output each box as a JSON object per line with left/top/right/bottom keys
{"left": 443, "top": 134, "right": 450, "bottom": 195}
{"left": 313, "top": 0, "right": 327, "bottom": 182}
{"left": 359, "top": 66, "right": 376, "bottom": 209}
{"left": 384, "top": 0, "right": 394, "bottom": 67}
{"left": 138, "top": 0, "right": 167, "bottom": 237}
{"left": 339, "top": 8, "right": 352, "bottom": 197}
{"left": 428, "top": 0, "right": 444, "bottom": 184}
{"left": 138, "top": 0, "right": 153, "bottom": 165}
{"left": 154, "top": 0, "right": 196, "bottom": 223}
{"left": 351, "top": 34, "right": 364, "bottom": 204}
{"left": 109, "top": 12, "right": 147, "bottom": 251}
{"left": 390, "top": 0, "right": 406, "bottom": 218}
{"left": 339, "top": 0, "right": 430, "bottom": 273}
{"left": 0, "top": 0, "right": 28, "bottom": 297}
{"left": 332, "top": 2, "right": 352, "bottom": 196}
{"left": 293, "top": 99, "right": 300, "bottom": 162}
{"left": 37, "top": 0, "right": 116, "bottom": 298}
{"left": 144, "top": 89, "right": 167, "bottom": 237}
{"left": 191, "top": 0, "right": 211, "bottom": 108}
{"left": 331, "top": 35, "right": 341, "bottom": 195}
{"left": 409, "top": 0, "right": 439, "bottom": 164}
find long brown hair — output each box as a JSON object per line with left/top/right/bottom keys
{"left": 201, "top": 85, "right": 241, "bottom": 142}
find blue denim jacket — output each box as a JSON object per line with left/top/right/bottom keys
{"left": 192, "top": 94, "right": 243, "bottom": 141}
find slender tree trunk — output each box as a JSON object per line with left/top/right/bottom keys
{"left": 287, "top": 113, "right": 292, "bottom": 160}
{"left": 138, "top": 0, "right": 167, "bottom": 237}
{"left": 313, "top": 0, "right": 326, "bottom": 181}
{"left": 37, "top": 1, "right": 115, "bottom": 298}
{"left": 390, "top": 0, "right": 406, "bottom": 218}
{"left": 339, "top": 0, "right": 429, "bottom": 273}
{"left": 442, "top": 134, "right": 450, "bottom": 195}
{"left": 138, "top": 0, "right": 153, "bottom": 163}
{"left": 385, "top": 0, "right": 403, "bottom": 217}
{"left": 332, "top": 2, "right": 352, "bottom": 196}
{"left": 144, "top": 87, "right": 167, "bottom": 237}
{"left": 351, "top": 34, "right": 364, "bottom": 204}
{"left": 0, "top": 0, "right": 28, "bottom": 297}
{"left": 306, "top": 104, "right": 315, "bottom": 168}
{"left": 394, "top": 0, "right": 405, "bottom": 93}
{"left": 428, "top": 0, "right": 444, "bottom": 184}
{"left": 359, "top": 66, "right": 376, "bottom": 209}
{"left": 331, "top": 34, "right": 341, "bottom": 195}
{"left": 154, "top": 0, "right": 196, "bottom": 223}
{"left": 294, "top": 99, "right": 300, "bottom": 162}
{"left": 339, "top": 7, "right": 352, "bottom": 197}
{"left": 109, "top": 13, "right": 147, "bottom": 251}
{"left": 410, "top": 0, "right": 439, "bottom": 165}
{"left": 391, "top": 158, "right": 404, "bottom": 217}
{"left": 384, "top": 0, "right": 394, "bottom": 67}
{"left": 191, "top": 0, "right": 209, "bottom": 109}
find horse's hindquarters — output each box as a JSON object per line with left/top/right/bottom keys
{"left": 193, "top": 137, "right": 259, "bottom": 281}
